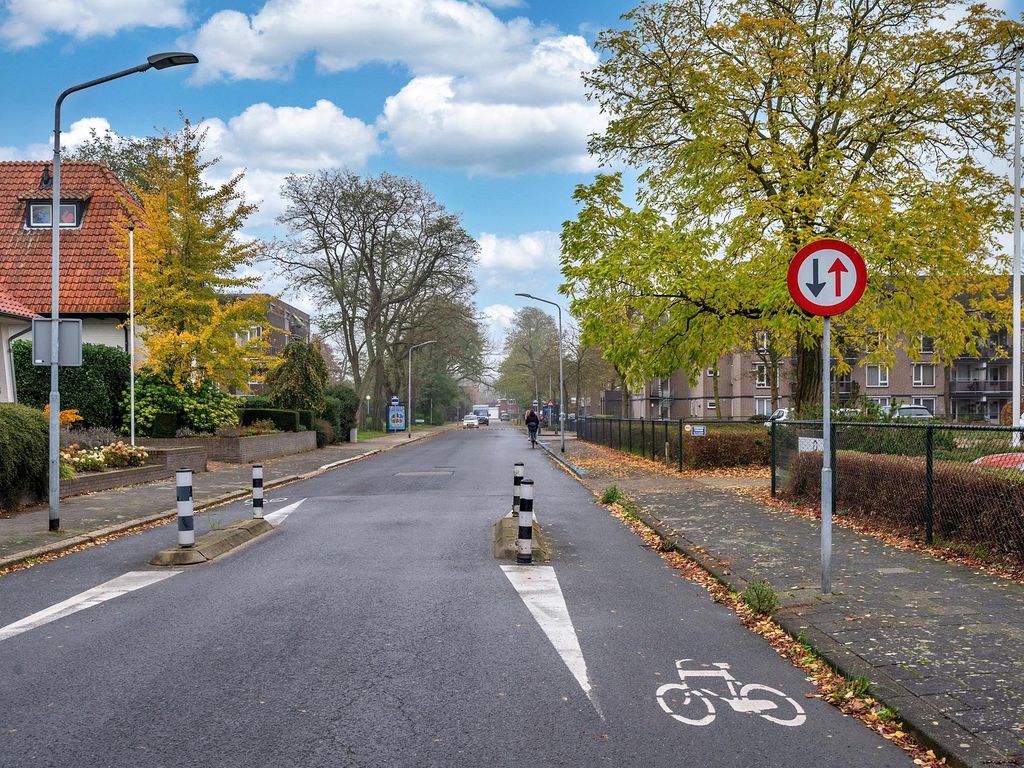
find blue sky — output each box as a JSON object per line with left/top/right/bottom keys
{"left": 0, "top": 0, "right": 638, "bottom": 353}
{"left": 0, "top": 0, "right": 1020, "bottom": 357}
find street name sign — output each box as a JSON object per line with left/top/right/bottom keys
{"left": 788, "top": 238, "right": 867, "bottom": 595}
{"left": 787, "top": 239, "right": 866, "bottom": 316}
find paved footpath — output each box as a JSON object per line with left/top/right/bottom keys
{"left": 0, "top": 426, "right": 452, "bottom": 567}
{"left": 554, "top": 438, "right": 1024, "bottom": 768}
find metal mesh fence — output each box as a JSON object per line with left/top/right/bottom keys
{"left": 773, "top": 421, "right": 1024, "bottom": 564}
{"left": 576, "top": 417, "right": 770, "bottom": 470}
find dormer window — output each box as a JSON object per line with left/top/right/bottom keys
{"left": 27, "top": 201, "right": 82, "bottom": 228}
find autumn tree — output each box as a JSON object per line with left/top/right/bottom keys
{"left": 562, "top": 0, "right": 1018, "bottom": 412}
{"left": 265, "top": 341, "right": 329, "bottom": 412}
{"left": 126, "top": 120, "right": 272, "bottom": 390}
{"left": 273, "top": 171, "right": 478, "bottom": 428}
{"left": 495, "top": 307, "right": 560, "bottom": 408}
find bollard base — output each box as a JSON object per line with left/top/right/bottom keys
{"left": 150, "top": 518, "right": 273, "bottom": 566}
{"left": 491, "top": 516, "right": 549, "bottom": 562}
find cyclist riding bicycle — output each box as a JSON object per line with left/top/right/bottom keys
{"left": 524, "top": 409, "right": 540, "bottom": 446}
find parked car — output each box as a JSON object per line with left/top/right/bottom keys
{"left": 763, "top": 408, "right": 790, "bottom": 427}
{"left": 499, "top": 412, "right": 511, "bottom": 421}
{"left": 882, "top": 405, "right": 935, "bottom": 420}
{"left": 476, "top": 414, "right": 489, "bottom": 425}
{"left": 462, "top": 414, "right": 480, "bottom": 429}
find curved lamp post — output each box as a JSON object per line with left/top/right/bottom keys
{"left": 515, "top": 293, "right": 565, "bottom": 454}
{"left": 408, "top": 340, "right": 437, "bottom": 437}
{"left": 47, "top": 52, "right": 198, "bottom": 532}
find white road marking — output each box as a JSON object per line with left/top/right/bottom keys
{"left": 501, "top": 564, "right": 603, "bottom": 718}
{"left": 0, "top": 570, "right": 180, "bottom": 643}
{"left": 264, "top": 498, "right": 306, "bottom": 526}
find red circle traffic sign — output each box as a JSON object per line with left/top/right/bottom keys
{"left": 787, "top": 239, "right": 867, "bottom": 316}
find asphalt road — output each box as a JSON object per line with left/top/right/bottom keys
{"left": 0, "top": 425, "right": 911, "bottom": 767}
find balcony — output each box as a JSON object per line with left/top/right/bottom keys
{"left": 949, "top": 379, "right": 1011, "bottom": 396}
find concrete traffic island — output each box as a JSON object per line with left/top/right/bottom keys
{"left": 491, "top": 513, "right": 549, "bottom": 562}
{"left": 150, "top": 518, "right": 273, "bottom": 566}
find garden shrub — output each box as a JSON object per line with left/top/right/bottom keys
{"left": 151, "top": 412, "right": 179, "bottom": 438}
{"left": 13, "top": 340, "right": 130, "bottom": 428}
{"left": 314, "top": 418, "right": 334, "bottom": 448}
{"left": 321, "top": 396, "right": 343, "bottom": 442}
{"left": 786, "top": 450, "right": 1024, "bottom": 562}
{"left": 242, "top": 395, "right": 274, "bottom": 409}
{"left": 683, "top": 429, "right": 769, "bottom": 468}
{"left": 60, "top": 426, "right": 119, "bottom": 449}
{"left": 298, "top": 409, "right": 314, "bottom": 431}
{"left": 0, "top": 404, "right": 48, "bottom": 509}
{"left": 265, "top": 342, "right": 328, "bottom": 412}
{"left": 324, "top": 384, "right": 359, "bottom": 440}
{"left": 126, "top": 374, "right": 239, "bottom": 435}
{"left": 238, "top": 407, "right": 299, "bottom": 432}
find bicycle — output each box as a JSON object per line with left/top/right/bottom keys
{"left": 655, "top": 660, "right": 806, "bottom": 727}
{"left": 528, "top": 424, "right": 538, "bottom": 448}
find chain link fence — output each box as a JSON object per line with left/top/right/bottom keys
{"left": 577, "top": 417, "right": 770, "bottom": 469}
{"left": 773, "top": 421, "right": 1024, "bottom": 564}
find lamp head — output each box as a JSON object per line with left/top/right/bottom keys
{"left": 147, "top": 52, "right": 199, "bottom": 70}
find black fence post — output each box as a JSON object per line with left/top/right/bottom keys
{"left": 628, "top": 418, "right": 633, "bottom": 455}
{"left": 640, "top": 418, "right": 645, "bottom": 458}
{"left": 677, "top": 419, "right": 684, "bottom": 471}
{"left": 617, "top": 418, "right": 622, "bottom": 450}
{"left": 924, "top": 425, "right": 934, "bottom": 544}
{"left": 664, "top": 420, "right": 669, "bottom": 464}
{"left": 770, "top": 420, "right": 777, "bottom": 498}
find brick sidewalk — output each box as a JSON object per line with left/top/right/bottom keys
{"left": 0, "top": 426, "right": 451, "bottom": 567}
{"left": 563, "top": 439, "right": 1024, "bottom": 768}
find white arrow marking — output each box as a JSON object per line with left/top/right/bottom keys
{"left": 501, "top": 564, "right": 603, "bottom": 719}
{"left": 0, "top": 570, "right": 180, "bottom": 643}
{"left": 264, "top": 498, "right": 306, "bottom": 526}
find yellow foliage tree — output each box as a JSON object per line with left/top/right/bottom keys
{"left": 122, "top": 119, "right": 276, "bottom": 390}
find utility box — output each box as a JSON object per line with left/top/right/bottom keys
{"left": 31, "top": 318, "right": 83, "bottom": 366}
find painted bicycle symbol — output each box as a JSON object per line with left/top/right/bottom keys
{"left": 655, "top": 659, "right": 806, "bottom": 727}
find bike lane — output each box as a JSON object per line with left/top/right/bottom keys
{"left": 515, "top": 436, "right": 911, "bottom": 767}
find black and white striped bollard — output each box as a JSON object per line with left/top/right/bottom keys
{"left": 252, "top": 463, "right": 264, "bottom": 519}
{"left": 517, "top": 479, "right": 534, "bottom": 564}
{"left": 513, "top": 462, "right": 524, "bottom": 516}
{"left": 176, "top": 469, "right": 194, "bottom": 548}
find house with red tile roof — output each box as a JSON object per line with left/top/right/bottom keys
{"left": 0, "top": 288, "right": 38, "bottom": 402}
{"left": 0, "top": 161, "right": 139, "bottom": 401}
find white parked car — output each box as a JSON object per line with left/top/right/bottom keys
{"left": 462, "top": 414, "right": 480, "bottom": 429}
{"left": 882, "top": 405, "right": 935, "bottom": 420}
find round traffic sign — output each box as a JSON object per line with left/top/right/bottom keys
{"left": 787, "top": 239, "right": 867, "bottom": 316}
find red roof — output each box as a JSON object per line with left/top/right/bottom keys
{"left": 0, "top": 288, "right": 37, "bottom": 319}
{"left": 0, "top": 161, "right": 139, "bottom": 315}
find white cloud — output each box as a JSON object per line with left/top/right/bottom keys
{"left": 382, "top": 76, "right": 602, "bottom": 175}
{"left": 3, "top": 116, "right": 116, "bottom": 160}
{"left": 199, "top": 100, "right": 379, "bottom": 226}
{"left": 478, "top": 231, "right": 561, "bottom": 272}
{"left": 0, "top": 0, "right": 187, "bottom": 48}
{"left": 187, "top": 0, "right": 602, "bottom": 176}
{"left": 188, "top": 0, "right": 541, "bottom": 83}
{"left": 481, "top": 302, "right": 517, "bottom": 349}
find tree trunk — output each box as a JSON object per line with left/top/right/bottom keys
{"left": 794, "top": 333, "right": 822, "bottom": 416}
{"left": 712, "top": 371, "right": 721, "bottom": 419}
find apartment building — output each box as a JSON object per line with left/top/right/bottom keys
{"left": 613, "top": 331, "right": 1017, "bottom": 423}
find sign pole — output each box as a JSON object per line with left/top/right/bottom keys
{"left": 821, "top": 315, "right": 833, "bottom": 595}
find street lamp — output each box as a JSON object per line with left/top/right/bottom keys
{"left": 128, "top": 225, "right": 136, "bottom": 447}
{"left": 47, "top": 52, "right": 198, "bottom": 531}
{"left": 1013, "top": 49, "right": 1022, "bottom": 446}
{"left": 408, "top": 340, "right": 437, "bottom": 437}
{"left": 516, "top": 293, "right": 565, "bottom": 453}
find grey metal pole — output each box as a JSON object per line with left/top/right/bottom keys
{"left": 821, "top": 316, "right": 833, "bottom": 594}
{"left": 45, "top": 53, "right": 197, "bottom": 533}
{"left": 1014, "top": 50, "right": 1022, "bottom": 447}
{"left": 407, "top": 340, "right": 436, "bottom": 438}
{"left": 129, "top": 226, "right": 136, "bottom": 447}
{"left": 514, "top": 293, "right": 566, "bottom": 453}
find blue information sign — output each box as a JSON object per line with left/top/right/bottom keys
{"left": 388, "top": 405, "right": 406, "bottom": 431}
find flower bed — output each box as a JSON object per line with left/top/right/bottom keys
{"left": 61, "top": 441, "right": 148, "bottom": 475}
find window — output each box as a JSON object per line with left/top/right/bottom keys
{"left": 835, "top": 371, "right": 853, "bottom": 391}
{"left": 754, "top": 397, "right": 772, "bottom": 416}
{"left": 28, "top": 202, "right": 79, "bottom": 228}
{"left": 912, "top": 363, "right": 935, "bottom": 387}
{"left": 865, "top": 364, "right": 889, "bottom": 387}
{"left": 706, "top": 400, "right": 717, "bottom": 411}
{"left": 869, "top": 396, "right": 890, "bottom": 407}
{"left": 706, "top": 367, "right": 717, "bottom": 377}
{"left": 756, "top": 330, "right": 769, "bottom": 352}
{"left": 919, "top": 336, "right": 935, "bottom": 354}
{"left": 912, "top": 397, "right": 935, "bottom": 414}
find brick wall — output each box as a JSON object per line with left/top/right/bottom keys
{"left": 146, "top": 446, "right": 208, "bottom": 473}
{"left": 143, "top": 431, "right": 317, "bottom": 463}
{"left": 60, "top": 463, "right": 172, "bottom": 498}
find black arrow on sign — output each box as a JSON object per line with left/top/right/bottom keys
{"left": 806, "top": 259, "right": 826, "bottom": 297}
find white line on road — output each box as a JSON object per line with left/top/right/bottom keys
{"left": 501, "top": 564, "right": 603, "bottom": 719}
{"left": 264, "top": 498, "right": 306, "bottom": 526}
{"left": 0, "top": 570, "right": 180, "bottom": 643}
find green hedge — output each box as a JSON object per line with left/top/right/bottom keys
{"left": 324, "top": 384, "right": 359, "bottom": 441}
{"left": 238, "top": 407, "right": 299, "bottom": 432}
{"left": 13, "top": 340, "right": 129, "bottom": 428}
{"left": 127, "top": 375, "right": 239, "bottom": 436}
{"left": 0, "top": 404, "right": 48, "bottom": 510}
{"left": 298, "top": 409, "right": 314, "bottom": 431}
{"left": 787, "top": 450, "right": 1024, "bottom": 562}
{"left": 683, "top": 429, "right": 769, "bottom": 468}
